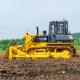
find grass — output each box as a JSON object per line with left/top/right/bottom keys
{"left": 0, "top": 38, "right": 25, "bottom": 52}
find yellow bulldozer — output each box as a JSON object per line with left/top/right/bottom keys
{"left": 8, "top": 20, "right": 76, "bottom": 59}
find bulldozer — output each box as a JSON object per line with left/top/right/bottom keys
{"left": 8, "top": 20, "right": 76, "bottom": 59}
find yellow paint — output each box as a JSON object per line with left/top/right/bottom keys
{"left": 8, "top": 33, "right": 72, "bottom": 59}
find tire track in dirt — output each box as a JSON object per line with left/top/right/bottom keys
{"left": 0, "top": 58, "right": 80, "bottom": 80}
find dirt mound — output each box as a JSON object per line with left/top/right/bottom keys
{"left": 0, "top": 58, "right": 80, "bottom": 80}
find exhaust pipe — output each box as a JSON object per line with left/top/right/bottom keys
{"left": 36, "top": 26, "right": 39, "bottom": 35}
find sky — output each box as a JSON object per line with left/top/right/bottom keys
{"left": 0, "top": 0, "right": 80, "bottom": 39}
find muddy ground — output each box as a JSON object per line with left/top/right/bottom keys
{"left": 0, "top": 58, "right": 80, "bottom": 80}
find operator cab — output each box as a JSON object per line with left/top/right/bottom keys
{"left": 49, "top": 20, "right": 68, "bottom": 35}
{"left": 49, "top": 20, "right": 72, "bottom": 42}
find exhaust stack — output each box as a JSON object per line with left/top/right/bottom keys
{"left": 36, "top": 26, "right": 39, "bottom": 35}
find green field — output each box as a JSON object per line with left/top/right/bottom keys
{"left": 73, "top": 38, "right": 80, "bottom": 48}
{"left": 0, "top": 38, "right": 25, "bottom": 53}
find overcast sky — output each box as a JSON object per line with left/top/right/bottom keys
{"left": 0, "top": 0, "right": 80, "bottom": 39}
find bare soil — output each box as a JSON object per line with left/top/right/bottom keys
{"left": 0, "top": 57, "right": 80, "bottom": 80}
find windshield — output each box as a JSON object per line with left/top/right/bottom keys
{"left": 57, "top": 24, "right": 64, "bottom": 34}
